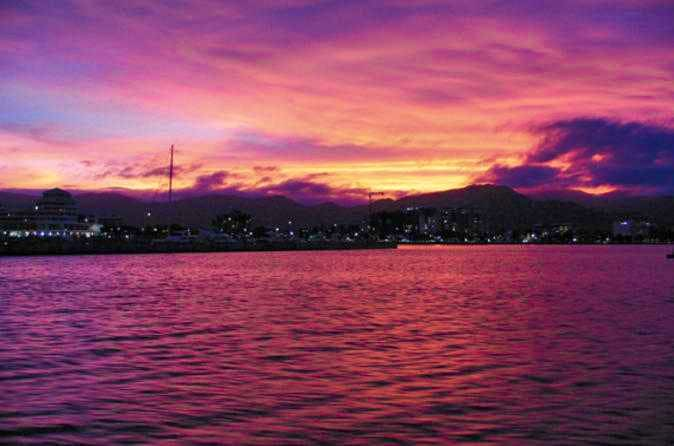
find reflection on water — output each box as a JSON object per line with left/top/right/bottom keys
{"left": 1, "top": 246, "right": 674, "bottom": 444}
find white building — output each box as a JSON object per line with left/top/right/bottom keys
{"left": 3, "top": 188, "right": 101, "bottom": 238}
{"left": 34, "top": 188, "right": 79, "bottom": 228}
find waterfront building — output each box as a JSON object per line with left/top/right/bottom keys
{"left": 98, "top": 216, "right": 123, "bottom": 229}
{"left": 0, "top": 209, "right": 36, "bottom": 232}
{"left": 33, "top": 188, "right": 79, "bottom": 230}
{"left": 439, "top": 207, "right": 483, "bottom": 238}
{"left": 612, "top": 219, "right": 653, "bottom": 239}
{"left": 2, "top": 188, "right": 100, "bottom": 238}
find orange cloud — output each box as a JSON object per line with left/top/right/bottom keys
{"left": 1, "top": 1, "right": 673, "bottom": 201}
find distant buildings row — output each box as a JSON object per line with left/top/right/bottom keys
{"left": 371, "top": 205, "right": 664, "bottom": 243}
{"left": 0, "top": 188, "right": 667, "bottom": 243}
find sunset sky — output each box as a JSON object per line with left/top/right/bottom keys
{"left": 2, "top": 0, "right": 673, "bottom": 204}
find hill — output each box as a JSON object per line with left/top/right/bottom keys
{"left": 389, "top": 185, "right": 609, "bottom": 231}
{"left": 527, "top": 189, "right": 674, "bottom": 226}
{"left": 2, "top": 185, "right": 673, "bottom": 230}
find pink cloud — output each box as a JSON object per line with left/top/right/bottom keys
{"left": 0, "top": 0, "right": 672, "bottom": 199}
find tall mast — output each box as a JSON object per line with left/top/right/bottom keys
{"left": 168, "top": 144, "right": 174, "bottom": 203}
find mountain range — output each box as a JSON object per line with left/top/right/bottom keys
{"left": 1, "top": 185, "right": 673, "bottom": 230}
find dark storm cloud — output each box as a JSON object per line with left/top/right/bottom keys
{"left": 483, "top": 165, "right": 563, "bottom": 189}
{"left": 482, "top": 117, "right": 674, "bottom": 194}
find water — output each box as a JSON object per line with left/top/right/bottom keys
{"left": 1, "top": 246, "right": 674, "bottom": 445}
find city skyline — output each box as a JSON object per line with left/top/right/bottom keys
{"left": 2, "top": 1, "right": 674, "bottom": 204}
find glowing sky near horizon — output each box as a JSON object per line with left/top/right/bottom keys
{"left": 1, "top": 0, "right": 674, "bottom": 203}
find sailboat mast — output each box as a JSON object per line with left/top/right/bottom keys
{"left": 168, "top": 144, "right": 174, "bottom": 203}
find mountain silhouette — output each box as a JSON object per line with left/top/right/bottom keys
{"left": 2, "top": 185, "right": 672, "bottom": 230}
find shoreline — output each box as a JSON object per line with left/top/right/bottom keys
{"left": 1, "top": 240, "right": 672, "bottom": 258}
{"left": 0, "top": 240, "right": 398, "bottom": 257}
{"left": 398, "top": 241, "right": 674, "bottom": 246}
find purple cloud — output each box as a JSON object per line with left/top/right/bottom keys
{"left": 482, "top": 117, "right": 674, "bottom": 194}
{"left": 180, "top": 171, "right": 369, "bottom": 205}
{"left": 95, "top": 162, "right": 203, "bottom": 180}
{"left": 193, "top": 171, "right": 232, "bottom": 192}
{"left": 482, "top": 165, "right": 562, "bottom": 189}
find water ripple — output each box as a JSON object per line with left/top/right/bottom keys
{"left": 1, "top": 246, "right": 674, "bottom": 444}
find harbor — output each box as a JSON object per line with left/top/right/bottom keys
{"left": 0, "top": 147, "right": 397, "bottom": 256}
{"left": 2, "top": 147, "right": 674, "bottom": 255}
